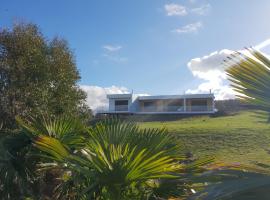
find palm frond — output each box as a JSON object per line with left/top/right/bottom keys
{"left": 17, "top": 115, "right": 87, "bottom": 148}
{"left": 32, "top": 119, "right": 194, "bottom": 199}
{"left": 225, "top": 48, "right": 270, "bottom": 111}
{"left": 190, "top": 169, "right": 270, "bottom": 200}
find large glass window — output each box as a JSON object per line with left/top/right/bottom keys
{"left": 191, "top": 99, "right": 207, "bottom": 106}
{"left": 115, "top": 100, "right": 129, "bottom": 111}
{"left": 143, "top": 101, "right": 155, "bottom": 107}
{"left": 190, "top": 99, "right": 208, "bottom": 111}
{"left": 115, "top": 100, "right": 128, "bottom": 106}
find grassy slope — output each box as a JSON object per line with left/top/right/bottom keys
{"left": 139, "top": 111, "right": 270, "bottom": 166}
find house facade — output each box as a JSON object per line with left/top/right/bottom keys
{"left": 98, "top": 93, "right": 216, "bottom": 114}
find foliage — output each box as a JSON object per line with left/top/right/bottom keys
{"left": 0, "top": 117, "right": 213, "bottom": 199}
{"left": 0, "top": 22, "right": 91, "bottom": 129}
{"left": 31, "top": 118, "right": 197, "bottom": 199}
{"left": 0, "top": 115, "right": 87, "bottom": 199}
{"left": 140, "top": 110, "right": 270, "bottom": 198}
{"left": 140, "top": 111, "right": 270, "bottom": 166}
{"left": 0, "top": 130, "right": 38, "bottom": 199}
{"left": 198, "top": 48, "right": 270, "bottom": 199}
{"left": 190, "top": 164, "right": 270, "bottom": 200}
{"left": 225, "top": 48, "right": 270, "bottom": 119}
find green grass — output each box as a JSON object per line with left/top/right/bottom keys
{"left": 139, "top": 111, "right": 270, "bottom": 166}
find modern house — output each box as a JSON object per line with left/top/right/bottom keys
{"left": 98, "top": 93, "right": 216, "bottom": 115}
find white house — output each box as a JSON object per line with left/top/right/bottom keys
{"left": 98, "top": 93, "right": 216, "bottom": 114}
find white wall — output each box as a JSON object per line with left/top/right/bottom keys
{"left": 109, "top": 99, "right": 115, "bottom": 111}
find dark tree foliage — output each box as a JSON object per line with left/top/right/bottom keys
{"left": 0, "top": 23, "right": 91, "bottom": 128}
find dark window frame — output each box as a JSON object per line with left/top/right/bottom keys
{"left": 115, "top": 100, "right": 129, "bottom": 106}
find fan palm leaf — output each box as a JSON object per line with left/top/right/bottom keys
{"left": 32, "top": 119, "right": 195, "bottom": 199}
{"left": 17, "top": 115, "right": 87, "bottom": 148}
{"left": 225, "top": 48, "right": 270, "bottom": 111}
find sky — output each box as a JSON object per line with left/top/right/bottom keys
{"left": 1, "top": 0, "right": 270, "bottom": 111}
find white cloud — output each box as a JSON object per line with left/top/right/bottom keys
{"left": 186, "top": 80, "right": 236, "bottom": 100}
{"left": 191, "top": 4, "right": 211, "bottom": 15}
{"left": 186, "top": 49, "right": 237, "bottom": 99}
{"left": 186, "top": 38, "right": 270, "bottom": 99}
{"left": 80, "top": 85, "right": 129, "bottom": 113}
{"left": 172, "top": 22, "right": 202, "bottom": 34}
{"left": 187, "top": 49, "right": 233, "bottom": 80}
{"left": 103, "top": 45, "right": 122, "bottom": 52}
{"left": 164, "top": 3, "right": 187, "bottom": 16}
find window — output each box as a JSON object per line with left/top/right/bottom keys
{"left": 115, "top": 100, "right": 128, "bottom": 106}
{"left": 191, "top": 99, "right": 207, "bottom": 106}
{"left": 143, "top": 101, "right": 155, "bottom": 107}
{"left": 115, "top": 100, "right": 129, "bottom": 111}
{"left": 167, "top": 100, "right": 183, "bottom": 107}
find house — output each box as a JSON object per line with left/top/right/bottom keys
{"left": 98, "top": 93, "right": 216, "bottom": 115}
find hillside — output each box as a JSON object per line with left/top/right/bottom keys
{"left": 139, "top": 111, "right": 270, "bottom": 166}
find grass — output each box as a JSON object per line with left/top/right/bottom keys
{"left": 139, "top": 110, "right": 270, "bottom": 166}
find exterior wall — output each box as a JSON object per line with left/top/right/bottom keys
{"left": 138, "top": 99, "right": 184, "bottom": 112}
{"left": 105, "top": 94, "right": 215, "bottom": 114}
{"left": 185, "top": 98, "right": 213, "bottom": 112}
{"left": 157, "top": 100, "right": 164, "bottom": 112}
{"left": 109, "top": 99, "right": 115, "bottom": 111}
{"left": 207, "top": 99, "right": 213, "bottom": 111}
{"left": 128, "top": 98, "right": 132, "bottom": 111}
{"left": 108, "top": 98, "right": 132, "bottom": 112}
{"left": 186, "top": 99, "right": 192, "bottom": 111}
{"left": 129, "top": 95, "right": 140, "bottom": 112}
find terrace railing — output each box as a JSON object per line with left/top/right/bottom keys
{"left": 189, "top": 105, "right": 210, "bottom": 112}
{"left": 165, "top": 106, "right": 184, "bottom": 112}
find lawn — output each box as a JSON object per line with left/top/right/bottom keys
{"left": 139, "top": 111, "right": 270, "bottom": 166}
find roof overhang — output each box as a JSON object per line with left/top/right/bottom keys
{"left": 138, "top": 94, "right": 214, "bottom": 100}
{"left": 107, "top": 94, "right": 132, "bottom": 99}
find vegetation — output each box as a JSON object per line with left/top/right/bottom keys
{"left": 139, "top": 111, "right": 270, "bottom": 166}
{"left": 0, "top": 117, "right": 214, "bottom": 199}
{"left": 225, "top": 48, "right": 270, "bottom": 118}
{"left": 0, "top": 23, "right": 91, "bottom": 129}
{"left": 2, "top": 22, "right": 270, "bottom": 199}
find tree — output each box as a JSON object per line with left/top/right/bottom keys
{"left": 0, "top": 23, "right": 91, "bottom": 129}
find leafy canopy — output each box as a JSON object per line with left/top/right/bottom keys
{"left": 0, "top": 23, "right": 91, "bottom": 129}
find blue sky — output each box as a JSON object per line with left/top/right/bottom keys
{"left": 1, "top": 0, "right": 270, "bottom": 110}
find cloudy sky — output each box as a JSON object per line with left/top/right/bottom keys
{"left": 2, "top": 0, "right": 270, "bottom": 111}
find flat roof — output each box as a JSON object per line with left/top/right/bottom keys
{"left": 107, "top": 93, "right": 214, "bottom": 100}
{"left": 138, "top": 94, "right": 214, "bottom": 100}
{"left": 107, "top": 94, "right": 132, "bottom": 99}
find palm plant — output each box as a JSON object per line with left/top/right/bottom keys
{"left": 0, "top": 115, "right": 88, "bottom": 199}
{"left": 32, "top": 119, "right": 187, "bottom": 199}
{"left": 191, "top": 48, "right": 270, "bottom": 199}
{"left": 190, "top": 163, "right": 270, "bottom": 200}
{"left": 19, "top": 117, "right": 212, "bottom": 199}
{"left": 225, "top": 48, "right": 270, "bottom": 116}
{"left": 1, "top": 116, "right": 214, "bottom": 199}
